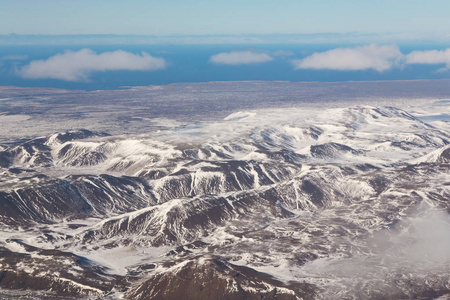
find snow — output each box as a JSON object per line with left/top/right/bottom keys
{"left": 76, "top": 245, "right": 168, "bottom": 276}
{"left": 1, "top": 82, "right": 450, "bottom": 299}
{"left": 223, "top": 111, "right": 257, "bottom": 121}
{"left": 55, "top": 277, "right": 103, "bottom": 295}
{"left": 411, "top": 144, "right": 450, "bottom": 163}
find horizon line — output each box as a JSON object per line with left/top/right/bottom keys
{"left": 1, "top": 32, "right": 450, "bottom": 46}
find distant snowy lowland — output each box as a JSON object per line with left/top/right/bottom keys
{"left": 0, "top": 81, "right": 449, "bottom": 299}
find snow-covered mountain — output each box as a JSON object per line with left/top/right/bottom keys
{"left": 0, "top": 102, "right": 449, "bottom": 299}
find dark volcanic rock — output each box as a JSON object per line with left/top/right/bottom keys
{"left": 0, "top": 241, "right": 118, "bottom": 297}
{"left": 83, "top": 189, "right": 293, "bottom": 246}
{"left": 8, "top": 137, "right": 53, "bottom": 167}
{"left": 156, "top": 160, "right": 294, "bottom": 201}
{"left": 125, "top": 257, "right": 316, "bottom": 300}
{"left": 52, "top": 129, "right": 109, "bottom": 144}
{"left": 0, "top": 151, "right": 12, "bottom": 168}
{"left": 0, "top": 174, "right": 156, "bottom": 225}
{"left": 310, "top": 142, "right": 362, "bottom": 159}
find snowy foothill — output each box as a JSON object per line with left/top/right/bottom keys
{"left": 0, "top": 81, "right": 449, "bottom": 299}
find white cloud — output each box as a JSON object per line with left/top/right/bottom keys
{"left": 292, "top": 44, "right": 403, "bottom": 72}
{"left": 405, "top": 49, "right": 450, "bottom": 69}
{"left": 210, "top": 51, "right": 273, "bottom": 65}
{"left": 18, "top": 49, "right": 166, "bottom": 81}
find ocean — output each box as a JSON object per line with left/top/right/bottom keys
{"left": 0, "top": 44, "right": 449, "bottom": 90}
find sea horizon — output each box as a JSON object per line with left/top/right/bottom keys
{"left": 2, "top": 43, "right": 450, "bottom": 90}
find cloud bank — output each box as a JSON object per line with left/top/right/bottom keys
{"left": 210, "top": 51, "right": 273, "bottom": 65}
{"left": 18, "top": 49, "right": 166, "bottom": 81}
{"left": 405, "top": 49, "right": 450, "bottom": 69}
{"left": 292, "top": 44, "right": 403, "bottom": 72}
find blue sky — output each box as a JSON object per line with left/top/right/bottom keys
{"left": 1, "top": 0, "right": 450, "bottom": 36}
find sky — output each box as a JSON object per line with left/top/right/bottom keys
{"left": 2, "top": 1, "right": 450, "bottom": 90}
{"left": 1, "top": 0, "right": 450, "bottom": 37}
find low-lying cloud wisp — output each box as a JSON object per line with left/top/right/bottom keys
{"left": 405, "top": 48, "right": 450, "bottom": 70}
{"left": 292, "top": 44, "right": 403, "bottom": 72}
{"left": 18, "top": 49, "right": 166, "bottom": 81}
{"left": 210, "top": 51, "right": 273, "bottom": 65}
{"left": 301, "top": 207, "right": 450, "bottom": 298}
